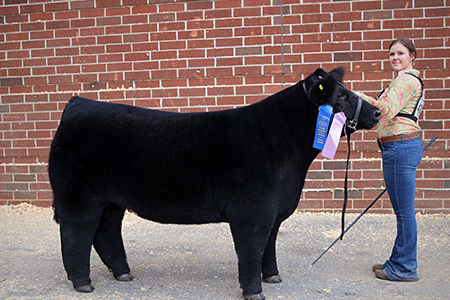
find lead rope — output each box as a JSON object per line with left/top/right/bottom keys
{"left": 340, "top": 133, "right": 351, "bottom": 240}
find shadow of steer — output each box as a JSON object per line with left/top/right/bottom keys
{"left": 49, "top": 67, "right": 380, "bottom": 300}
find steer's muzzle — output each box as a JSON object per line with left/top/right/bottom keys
{"left": 370, "top": 108, "right": 381, "bottom": 128}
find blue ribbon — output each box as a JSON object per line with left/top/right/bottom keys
{"left": 313, "top": 104, "right": 333, "bottom": 150}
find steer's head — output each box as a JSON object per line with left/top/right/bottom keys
{"left": 303, "top": 67, "right": 380, "bottom": 133}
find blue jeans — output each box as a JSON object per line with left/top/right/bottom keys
{"left": 379, "top": 136, "right": 423, "bottom": 280}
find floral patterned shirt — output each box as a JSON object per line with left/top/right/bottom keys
{"left": 358, "top": 69, "right": 422, "bottom": 138}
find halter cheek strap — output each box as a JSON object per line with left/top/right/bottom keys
{"left": 346, "top": 96, "right": 362, "bottom": 130}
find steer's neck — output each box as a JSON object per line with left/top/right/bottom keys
{"left": 260, "top": 81, "right": 322, "bottom": 167}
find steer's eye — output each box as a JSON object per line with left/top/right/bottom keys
{"left": 338, "top": 94, "right": 346, "bottom": 101}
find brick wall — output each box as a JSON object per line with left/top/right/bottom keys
{"left": 1, "top": 0, "right": 449, "bottom": 213}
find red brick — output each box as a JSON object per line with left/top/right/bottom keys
{"left": 215, "top": 0, "right": 242, "bottom": 9}
{"left": 217, "top": 96, "right": 244, "bottom": 106}
{"left": 415, "top": 0, "right": 444, "bottom": 7}
{"left": 25, "top": 94, "right": 48, "bottom": 103}
{"left": 96, "top": 0, "right": 121, "bottom": 8}
{"left": 132, "top": 24, "right": 157, "bottom": 33}
{"left": 159, "top": 3, "right": 184, "bottom": 12}
{"left": 235, "top": 66, "right": 261, "bottom": 76}
{"left": 207, "top": 86, "right": 234, "bottom": 96}
{"left": 245, "top": 0, "right": 271, "bottom": 6}
{"left": 0, "top": 6, "right": 19, "bottom": 15}
{"left": 187, "top": 20, "right": 214, "bottom": 30}
{"left": 106, "top": 25, "right": 131, "bottom": 35}
{"left": 188, "top": 39, "right": 215, "bottom": 49}
{"left": 185, "top": 1, "right": 211, "bottom": 10}
{"left": 162, "top": 98, "right": 188, "bottom": 107}
{"left": 45, "top": 1, "right": 68, "bottom": 12}
{"left": 233, "top": 7, "right": 261, "bottom": 18}
{"left": 244, "top": 36, "right": 270, "bottom": 49}
{"left": 123, "top": 14, "right": 148, "bottom": 25}
{"left": 244, "top": 17, "right": 271, "bottom": 26}
{"left": 125, "top": 71, "right": 150, "bottom": 81}
{"left": 426, "top": 28, "right": 450, "bottom": 38}
{"left": 179, "top": 88, "right": 206, "bottom": 97}
{"left": 215, "top": 18, "right": 242, "bottom": 28}
{"left": 303, "top": 13, "right": 331, "bottom": 23}
{"left": 322, "top": 2, "right": 351, "bottom": 12}
{"left": 70, "top": 0, "right": 95, "bottom": 10}
{"left": 100, "top": 90, "right": 125, "bottom": 100}
{"left": 217, "top": 77, "right": 243, "bottom": 86}
{"left": 425, "top": 7, "right": 450, "bottom": 17}
{"left": 106, "top": 7, "right": 131, "bottom": 16}
{"left": 125, "top": 90, "right": 151, "bottom": 99}
{"left": 297, "top": 200, "right": 323, "bottom": 210}
{"left": 189, "top": 97, "right": 215, "bottom": 107}
{"left": 106, "top": 44, "right": 131, "bottom": 53}
{"left": 303, "top": 190, "right": 333, "bottom": 200}
{"left": 80, "top": 8, "right": 104, "bottom": 18}
{"left": 187, "top": 58, "right": 214, "bottom": 68}
{"left": 20, "top": 4, "right": 44, "bottom": 14}
{"left": 56, "top": 29, "right": 80, "bottom": 38}
{"left": 149, "top": 13, "right": 175, "bottom": 22}
{"left": 236, "top": 85, "right": 263, "bottom": 95}
{"left": 45, "top": 20, "right": 70, "bottom": 30}
{"left": 152, "top": 88, "right": 178, "bottom": 98}
{"left": 352, "top": 1, "right": 381, "bottom": 11}
{"left": 205, "top": 9, "right": 232, "bottom": 19}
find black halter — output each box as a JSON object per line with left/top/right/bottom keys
{"left": 303, "top": 80, "right": 363, "bottom": 132}
{"left": 346, "top": 96, "right": 363, "bottom": 131}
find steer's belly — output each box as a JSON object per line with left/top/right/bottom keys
{"left": 125, "top": 198, "right": 227, "bottom": 225}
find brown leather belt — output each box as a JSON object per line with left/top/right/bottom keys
{"left": 378, "top": 132, "right": 420, "bottom": 144}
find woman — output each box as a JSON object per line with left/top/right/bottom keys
{"left": 357, "top": 38, "right": 424, "bottom": 282}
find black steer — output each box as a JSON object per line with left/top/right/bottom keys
{"left": 49, "top": 67, "right": 380, "bottom": 299}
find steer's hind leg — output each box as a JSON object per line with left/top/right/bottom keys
{"left": 93, "top": 204, "right": 132, "bottom": 282}
{"left": 59, "top": 217, "right": 101, "bottom": 292}
{"left": 228, "top": 207, "right": 275, "bottom": 300}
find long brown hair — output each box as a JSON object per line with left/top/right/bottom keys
{"left": 389, "top": 38, "right": 417, "bottom": 60}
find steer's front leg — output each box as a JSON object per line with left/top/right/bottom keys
{"left": 228, "top": 207, "right": 275, "bottom": 300}
{"left": 262, "top": 221, "right": 283, "bottom": 284}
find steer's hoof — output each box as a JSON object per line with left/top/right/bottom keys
{"left": 115, "top": 273, "right": 134, "bottom": 282}
{"left": 263, "top": 274, "right": 282, "bottom": 284}
{"left": 244, "top": 293, "right": 266, "bottom": 300}
{"left": 75, "top": 284, "right": 95, "bottom": 293}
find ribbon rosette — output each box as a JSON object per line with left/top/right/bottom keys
{"left": 321, "top": 112, "right": 347, "bottom": 159}
{"left": 313, "top": 104, "right": 333, "bottom": 150}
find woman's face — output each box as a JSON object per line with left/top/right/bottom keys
{"left": 389, "top": 43, "right": 415, "bottom": 72}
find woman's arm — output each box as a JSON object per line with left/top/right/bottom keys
{"left": 356, "top": 92, "right": 378, "bottom": 107}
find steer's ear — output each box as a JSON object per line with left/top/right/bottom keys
{"left": 329, "top": 67, "right": 345, "bottom": 83}
{"left": 309, "top": 73, "right": 339, "bottom": 106}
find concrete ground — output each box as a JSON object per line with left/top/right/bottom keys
{"left": 1, "top": 204, "right": 449, "bottom": 300}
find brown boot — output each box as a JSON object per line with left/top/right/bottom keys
{"left": 374, "top": 269, "right": 390, "bottom": 280}
{"left": 372, "top": 264, "right": 384, "bottom": 272}
{"left": 374, "top": 269, "right": 420, "bottom": 282}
